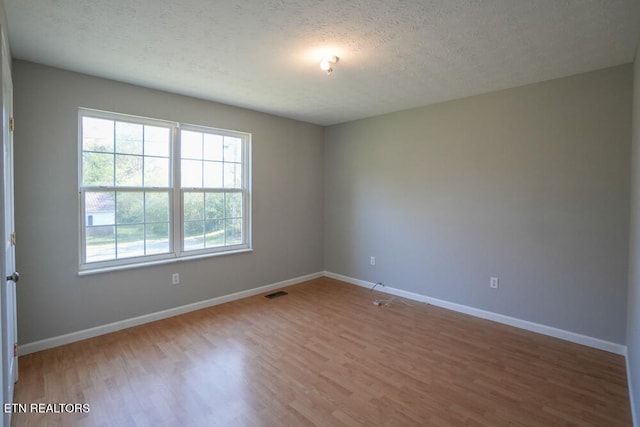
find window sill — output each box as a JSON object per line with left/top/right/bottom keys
{"left": 78, "top": 248, "right": 253, "bottom": 276}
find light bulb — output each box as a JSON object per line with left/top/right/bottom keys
{"left": 319, "top": 56, "right": 339, "bottom": 73}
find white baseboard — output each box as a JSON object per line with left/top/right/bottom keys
{"left": 627, "top": 348, "right": 639, "bottom": 427}
{"left": 21, "top": 270, "right": 627, "bottom": 358}
{"left": 324, "top": 271, "right": 627, "bottom": 356}
{"left": 19, "top": 272, "right": 324, "bottom": 356}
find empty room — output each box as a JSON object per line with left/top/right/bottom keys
{"left": 0, "top": 0, "right": 639, "bottom": 426}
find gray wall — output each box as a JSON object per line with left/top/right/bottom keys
{"left": 325, "top": 65, "right": 632, "bottom": 344}
{"left": 627, "top": 41, "right": 640, "bottom": 425}
{"left": 13, "top": 60, "right": 324, "bottom": 344}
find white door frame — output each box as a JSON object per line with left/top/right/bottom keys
{"left": 0, "top": 25, "right": 16, "bottom": 427}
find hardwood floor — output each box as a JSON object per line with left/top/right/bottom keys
{"left": 11, "top": 277, "right": 631, "bottom": 426}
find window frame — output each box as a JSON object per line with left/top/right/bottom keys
{"left": 177, "top": 123, "right": 252, "bottom": 257}
{"left": 78, "top": 108, "right": 252, "bottom": 274}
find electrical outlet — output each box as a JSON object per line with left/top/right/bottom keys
{"left": 172, "top": 273, "right": 180, "bottom": 285}
{"left": 370, "top": 256, "right": 376, "bottom": 266}
{"left": 490, "top": 276, "right": 499, "bottom": 289}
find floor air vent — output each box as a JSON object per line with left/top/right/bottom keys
{"left": 265, "top": 291, "right": 288, "bottom": 299}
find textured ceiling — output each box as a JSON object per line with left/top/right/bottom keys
{"left": 5, "top": 0, "right": 640, "bottom": 126}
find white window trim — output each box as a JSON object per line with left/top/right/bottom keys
{"left": 78, "top": 108, "right": 252, "bottom": 274}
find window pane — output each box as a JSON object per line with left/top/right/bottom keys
{"left": 223, "top": 163, "right": 241, "bottom": 188}
{"left": 117, "top": 224, "right": 145, "bottom": 258}
{"left": 223, "top": 136, "right": 242, "bottom": 162}
{"left": 144, "top": 157, "right": 169, "bottom": 187}
{"left": 181, "top": 130, "right": 202, "bottom": 160}
{"left": 83, "top": 152, "right": 114, "bottom": 186}
{"left": 116, "top": 192, "right": 144, "bottom": 224}
{"left": 225, "top": 218, "right": 243, "bottom": 245}
{"left": 145, "top": 192, "right": 169, "bottom": 222}
{"left": 184, "top": 192, "right": 204, "bottom": 220}
{"left": 116, "top": 122, "right": 143, "bottom": 155}
{"left": 203, "top": 161, "right": 223, "bottom": 188}
{"left": 146, "top": 223, "right": 169, "bottom": 255}
{"left": 204, "top": 134, "right": 223, "bottom": 161}
{"left": 181, "top": 159, "right": 202, "bottom": 187}
{"left": 83, "top": 117, "right": 114, "bottom": 152}
{"left": 144, "top": 126, "right": 170, "bottom": 157}
{"left": 184, "top": 221, "right": 204, "bottom": 250}
{"left": 205, "top": 219, "right": 224, "bottom": 247}
{"left": 116, "top": 155, "right": 143, "bottom": 186}
{"left": 205, "top": 193, "right": 224, "bottom": 219}
{"left": 225, "top": 193, "right": 242, "bottom": 218}
{"left": 86, "top": 225, "right": 115, "bottom": 262}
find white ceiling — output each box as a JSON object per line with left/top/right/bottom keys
{"left": 5, "top": 0, "right": 640, "bottom": 126}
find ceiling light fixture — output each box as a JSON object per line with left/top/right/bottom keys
{"left": 320, "top": 56, "right": 339, "bottom": 75}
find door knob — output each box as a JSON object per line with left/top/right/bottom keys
{"left": 6, "top": 272, "right": 18, "bottom": 283}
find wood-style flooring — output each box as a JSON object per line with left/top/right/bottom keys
{"left": 11, "top": 277, "right": 631, "bottom": 426}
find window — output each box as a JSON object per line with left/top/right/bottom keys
{"left": 79, "top": 109, "right": 251, "bottom": 271}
